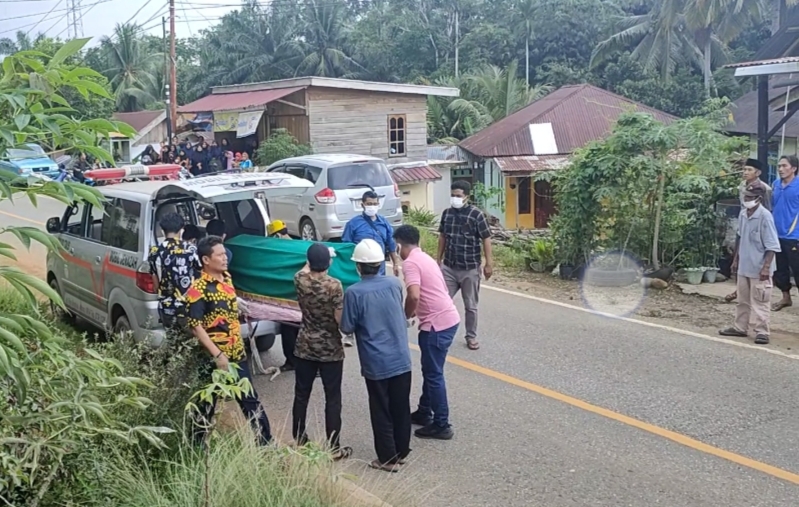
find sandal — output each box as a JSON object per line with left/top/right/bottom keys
{"left": 772, "top": 300, "right": 793, "bottom": 312}
{"left": 368, "top": 459, "right": 400, "bottom": 473}
{"left": 331, "top": 446, "right": 352, "bottom": 461}
{"left": 724, "top": 291, "right": 737, "bottom": 303}
{"left": 466, "top": 338, "right": 480, "bottom": 350}
{"left": 718, "top": 327, "right": 747, "bottom": 337}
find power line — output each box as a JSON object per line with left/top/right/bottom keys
{"left": 25, "top": 0, "right": 64, "bottom": 35}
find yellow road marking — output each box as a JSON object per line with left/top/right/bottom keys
{"left": 0, "top": 209, "right": 45, "bottom": 226}
{"left": 409, "top": 343, "right": 799, "bottom": 486}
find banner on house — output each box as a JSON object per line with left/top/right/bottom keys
{"left": 236, "top": 110, "right": 264, "bottom": 138}
{"left": 213, "top": 111, "right": 239, "bottom": 132}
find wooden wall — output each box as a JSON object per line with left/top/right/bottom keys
{"left": 266, "top": 89, "right": 310, "bottom": 144}
{"left": 136, "top": 120, "right": 168, "bottom": 146}
{"left": 307, "top": 88, "right": 427, "bottom": 162}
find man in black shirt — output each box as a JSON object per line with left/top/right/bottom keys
{"left": 437, "top": 180, "right": 493, "bottom": 351}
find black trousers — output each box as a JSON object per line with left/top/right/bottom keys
{"left": 192, "top": 358, "right": 272, "bottom": 446}
{"left": 364, "top": 371, "right": 412, "bottom": 465}
{"left": 280, "top": 324, "right": 299, "bottom": 367}
{"left": 774, "top": 238, "right": 799, "bottom": 293}
{"left": 292, "top": 357, "right": 344, "bottom": 448}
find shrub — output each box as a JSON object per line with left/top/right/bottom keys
{"left": 404, "top": 207, "right": 438, "bottom": 228}
{"left": 254, "top": 128, "right": 312, "bottom": 167}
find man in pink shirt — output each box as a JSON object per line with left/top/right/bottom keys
{"left": 394, "top": 225, "right": 460, "bottom": 440}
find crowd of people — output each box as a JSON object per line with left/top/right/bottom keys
{"left": 140, "top": 137, "right": 257, "bottom": 176}
{"left": 146, "top": 180, "right": 493, "bottom": 471}
{"left": 720, "top": 155, "right": 799, "bottom": 346}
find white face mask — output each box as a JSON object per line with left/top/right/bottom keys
{"left": 450, "top": 197, "right": 465, "bottom": 209}
{"left": 363, "top": 205, "right": 379, "bottom": 217}
{"left": 743, "top": 199, "right": 759, "bottom": 209}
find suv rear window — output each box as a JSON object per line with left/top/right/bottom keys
{"left": 326, "top": 162, "right": 393, "bottom": 190}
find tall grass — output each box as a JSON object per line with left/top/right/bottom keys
{"left": 108, "top": 429, "right": 394, "bottom": 507}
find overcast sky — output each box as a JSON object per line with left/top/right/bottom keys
{"left": 0, "top": 0, "right": 241, "bottom": 46}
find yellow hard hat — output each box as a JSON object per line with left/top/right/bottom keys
{"left": 268, "top": 220, "right": 286, "bottom": 236}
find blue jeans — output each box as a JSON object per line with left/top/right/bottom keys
{"left": 417, "top": 323, "right": 458, "bottom": 427}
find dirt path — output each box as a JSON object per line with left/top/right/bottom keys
{"left": 489, "top": 270, "right": 799, "bottom": 353}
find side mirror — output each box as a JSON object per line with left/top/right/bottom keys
{"left": 46, "top": 217, "right": 61, "bottom": 233}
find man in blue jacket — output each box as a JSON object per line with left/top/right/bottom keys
{"left": 341, "top": 190, "right": 400, "bottom": 277}
{"left": 771, "top": 155, "right": 799, "bottom": 312}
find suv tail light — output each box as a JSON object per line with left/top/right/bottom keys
{"left": 315, "top": 187, "right": 336, "bottom": 204}
{"left": 393, "top": 182, "right": 401, "bottom": 198}
{"left": 136, "top": 270, "right": 157, "bottom": 294}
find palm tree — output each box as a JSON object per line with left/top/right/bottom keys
{"left": 685, "top": 0, "right": 766, "bottom": 96}
{"left": 425, "top": 76, "right": 494, "bottom": 143}
{"left": 465, "top": 60, "right": 551, "bottom": 122}
{"left": 512, "top": 0, "right": 538, "bottom": 86}
{"left": 0, "top": 31, "right": 38, "bottom": 55}
{"left": 294, "top": 0, "right": 362, "bottom": 77}
{"left": 98, "top": 23, "right": 162, "bottom": 112}
{"left": 591, "top": 0, "right": 695, "bottom": 82}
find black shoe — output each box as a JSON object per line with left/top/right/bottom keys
{"left": 414, "top": 423, "right": 454, "bottom": 440}
{"left": 755, "top": 334, "right": 770, "bottom": 345}
{"left": 411, "top": 410, "right": 433, "bottom": 426}
{"left": 280, "top": 363, "right": 295, "bottom": 372}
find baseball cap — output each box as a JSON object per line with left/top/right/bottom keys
{"left": 307, "top": 242, "right": 331, "bottom": 272}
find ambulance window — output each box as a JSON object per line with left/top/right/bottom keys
{"left": 103, "top": 199, "right": 141, "bottom": 252}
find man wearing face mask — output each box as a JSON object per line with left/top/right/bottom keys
{"left": 719, "top": 181, "right": 780, "bottom": 345}
{"left": 341, "top": 190, "right": 401, "bottom": 277}
{"left": 437, "top": 180, "right": 493, "bottom": 351}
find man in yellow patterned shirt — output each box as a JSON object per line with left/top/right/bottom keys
{"left": 186, "top": 235, "right": 272, "bottom": 445}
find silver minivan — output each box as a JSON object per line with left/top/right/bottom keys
{"left": 264, "top": 154, "right": 403, "bottom": 240}
{"left": 45, "top": 172, "right": 313, "bottom": 346}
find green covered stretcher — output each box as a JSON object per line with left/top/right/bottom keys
{"left": 226, "top": 235, "right": 360, "bottom": 320}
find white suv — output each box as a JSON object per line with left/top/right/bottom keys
{"left": 265, "top": 154, "right": 403, "bottom": 241}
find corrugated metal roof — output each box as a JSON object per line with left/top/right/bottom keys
{"left": 493, "top": 155, "right": 570, "bottom": 174}
{"left": 177, "top": 87, "right": 305, "bottom": 113}
{"left": 112, "top": 110, "right": 165, "bottom": 133}
{"left": 725, "top": 84, "right": 799, "bottom": 137}
{"left": 459, "top": 84, "right": 677, "bottom": 158}
{"left": 390, "top": 163, "right": 443, "bottom": 184}
{"left": 725, "top": 56, "right": 799, "bottom": 69}
{"left": 427, "top": 144, "right": 468, "bottom": 163}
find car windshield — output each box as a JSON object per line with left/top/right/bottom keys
{"left": 4, "top": 145, "right": 46, "bottom": 160}
{"left": 327, "top": 162, "right": 393, "bottom": 190}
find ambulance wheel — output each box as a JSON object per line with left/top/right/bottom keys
{"left": 300, "top": 218, "right": 317, "bottom": 241}
{"left": 113, "top": 314, "right": 132, "bottom": 337}
{"left": 48, "top": 277, "right": 74, "bottom": 324}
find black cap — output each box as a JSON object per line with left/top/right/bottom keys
{"left": 745, "top": 158, "right": 763, "bottom": 172}
{"left": 307, "top": 242, "right": 331, "bottom": 272}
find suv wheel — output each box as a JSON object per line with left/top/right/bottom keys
{"left": 300, "top": 218, "right": 318, "bottom": 241}
{"left": 48, "top": 278, "right": 74, "bottom": 324}
{"left": 113, "top": 314, "right": 132, "bottom": 338}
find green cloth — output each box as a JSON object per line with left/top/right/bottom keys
{"left": 226, "top": 235, "right": 360, "bottom": 303}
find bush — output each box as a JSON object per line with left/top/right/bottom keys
{"left": 254, "top": 128, "right": 313, "bottom": 167}
{"left": 405, "top": 207, "right": 438, "bottom": 228}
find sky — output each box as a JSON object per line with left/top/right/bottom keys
{"left": 0, "top": 0, "right": 242, "bottom": 46}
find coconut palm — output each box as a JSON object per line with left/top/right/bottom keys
{"left": 98, "top": 23, "right": 162, "bottom": 112}
{"left": 465, "top": 60, "right": 551, "bottom": 122}
{"left": 425, "top": 76, "right": 494, "bottom": 143}
{"left": 294, "top": 0, "right": 362, "bottom": 77}
{"left": 591, "top": 0, "right": 695, "bottom": 81}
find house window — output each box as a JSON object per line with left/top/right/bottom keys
{"left": 388, "top": 114, "right": 406, "bottom": 157}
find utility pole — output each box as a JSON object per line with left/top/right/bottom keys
{"left": 67, "top": 0, "right": 84, "bottom": 39}
{"left": 169, "top": 0, "right": 177, "bottom": 136}
{"left": 454, "top": 9, "right": 459, "bottom": 78}
{"left": 163, "top": 17, "right": 173, "bottom": 145}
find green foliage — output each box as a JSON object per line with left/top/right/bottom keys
{"left": 471, "top": 182, "right": 505, "bottom": 213}
{"left": 526, "top": 238, "right": 557, "bottom": 269}
{"left": 405, "top": 207, "right": 439, "bottom": 227}
{"left": 254, "top": 128, "right": 313, "bottom": 167}
{"left": 550, "top": 110, "right": 746, "bottom": 268}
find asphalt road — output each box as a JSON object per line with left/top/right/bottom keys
{"left": 3, "top": 196, "right": 799, "bottom": 506}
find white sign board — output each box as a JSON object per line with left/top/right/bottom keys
{"left": 236, "top": 111, "right": 264, "bottom": 138}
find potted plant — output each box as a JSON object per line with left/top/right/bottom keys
{"left": 703, "top": 266, "right": 719, "bottom": 283}
{"left": 684, "top": 267, "right": 705, "bottom": 285}
{"left": 527, "top": 238, "right": 556, "bottom": 273}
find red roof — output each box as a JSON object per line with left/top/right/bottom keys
{"left": 390, "top": 163, "right": 443, "bottom": 184}
{"left": 494, "top": 155, "right": 570, "bottom": 174}
{"left": 112, "top": 110, "right": 165, "bottom": 133}
{"left": 177, "top": 87, "right": 305, "bottom": 113}
{"left": 459, "top": 84, "right": 677, "bottom": 157}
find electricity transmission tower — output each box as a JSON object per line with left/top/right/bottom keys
{"left": 67, "top": 0, "right": 84, "bottom": 39}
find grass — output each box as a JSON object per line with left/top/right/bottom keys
{"left": 413, "top": 223, "right": 527, "bottom": 272}
{"left": 107, "top": 428, "right": 410, "bottom": 507}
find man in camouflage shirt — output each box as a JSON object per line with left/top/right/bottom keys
{"left": 291, "top": 243, "right": 351, "bottom": 460}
